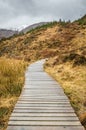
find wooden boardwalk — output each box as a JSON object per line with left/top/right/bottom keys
{"left": 7, "top": 60, "right": 84, "bottom": 130}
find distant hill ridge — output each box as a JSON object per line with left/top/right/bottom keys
{"left": 0, "top": 29, "right": 18, "bottom": 40}
{"left": 20, "top": 22, "right": 48, "bottom": 33}
{"left": 0, "top": 14, "right": 86, "bottom": 40}
{"left": 0, "top": 22, "right": 48, "bottom": 40}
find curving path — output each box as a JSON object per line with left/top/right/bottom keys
{"left": 7, "top": 60, "right": 84, "bottom": 130}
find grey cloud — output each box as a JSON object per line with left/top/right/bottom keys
{"left": 0, "top": 0, "right": 86, "bottom": 29}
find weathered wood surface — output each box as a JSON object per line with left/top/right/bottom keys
{"left": 7, "top": 60, "right": 84, "bottom": 130}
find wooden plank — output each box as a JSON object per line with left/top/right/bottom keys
{"left": 8, "top": 120, "right": 81, "bottom": 126}
{"left": 16, "top": 101, "right": 70, "bottom": 104}
{"left": 11, "top": 112, "right": 77, "bottom": 117}
{"left": 9, "top": 116, "right": 79, "bottom": 121}
{"left": 26, "top": 78, "right": 56, "bottom": 80}
{"left": 13, "top": 109, "right": 74, "bottom": 113}
{"left": 20, "top": 95, "right": 68, "bottom": 98}
{"left": 22, "top": 90, "right": 64, "bottom": 92}
{"left": 15, "top": 104, "right": 72, "bottom": 107}
{"left": 22, "top": 90, "right": 64, "bottom": 93}
{"left": 25, "top": 83, "right": 58, "bottom": 85}
{"left": 7, "top": 126, "right": 84, "bottom": 130}
{"left": 19, "top": 96, "right": 68, "bottom": 99}
{"left": 18, "top": 99, "right": 68, "bottom": 102}
{"left": 21, "top": 92, "right": 65, "bottom": 95}
{"left": 14, "top": 106, "right": 73, "bottom": 109}
{"left": 19, "top": 97, "right": 68, "bottom": 100}
{"left": 18, "top": 96, "right": 69, "bottom": 100}
{"left": 18, "top": 98, "right": 69, "bottom": 100}
{"left": 16, "top": 102, "right": 71, "bottom": 105}
{"left": 24, "top": 84, "right": 62, "bottom": 86}
{"left": 21, "top": 94, "right": 66, "bottom": 97}
{"left": 22, "top": 87, "right": 62, "bottom": 89}
{"left": 21, "top": 93, "right": 65, "bottom": 96}
{"left": 25, "top": 81, "right": 58, "bottom": 83}
{"left": 19, "top": 98, "right": 68, "bottom": 101}
{"left": 23, "top": 88, "right": 63, "bottom": 90}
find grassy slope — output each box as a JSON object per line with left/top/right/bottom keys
{"left": 0, "top": 16, "right": 86, "bottom": 129}
{"left": 44, "top": 18, "right": 86, "bottom": 128}
{"left": 44, "top": 60, "right": 86, "bottom": 128}
{"left": 0, "top": 57, "right": 27, "bottom": 130}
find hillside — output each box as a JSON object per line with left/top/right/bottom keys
{"left": 0, "top": 15, "right": 86, "bottom": 129}
{"left": 0, "top": 20, "right": 86, "bottom": 63}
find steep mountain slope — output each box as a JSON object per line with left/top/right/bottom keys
{"left": 0, "top": 29, "right": 18, "bottom": 40}
{"left": 0, "top": 15, "right": 86, "bottom": 129}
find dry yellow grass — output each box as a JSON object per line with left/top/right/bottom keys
{"left": 45, "top": 59, "right": 86, "bottom": 129}
{"left": 0, "top": 57, "right": 28, "bottom": 130}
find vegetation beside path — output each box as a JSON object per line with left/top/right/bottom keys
{"left": 0, "top": 57, "right": 27, "bottom": 130}
{"left": 44, "top": 58, "right": 86, "bottom": 129}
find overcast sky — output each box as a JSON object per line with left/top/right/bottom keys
{"left": 0, "top": 0, "right": 86, "bottom": 30}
